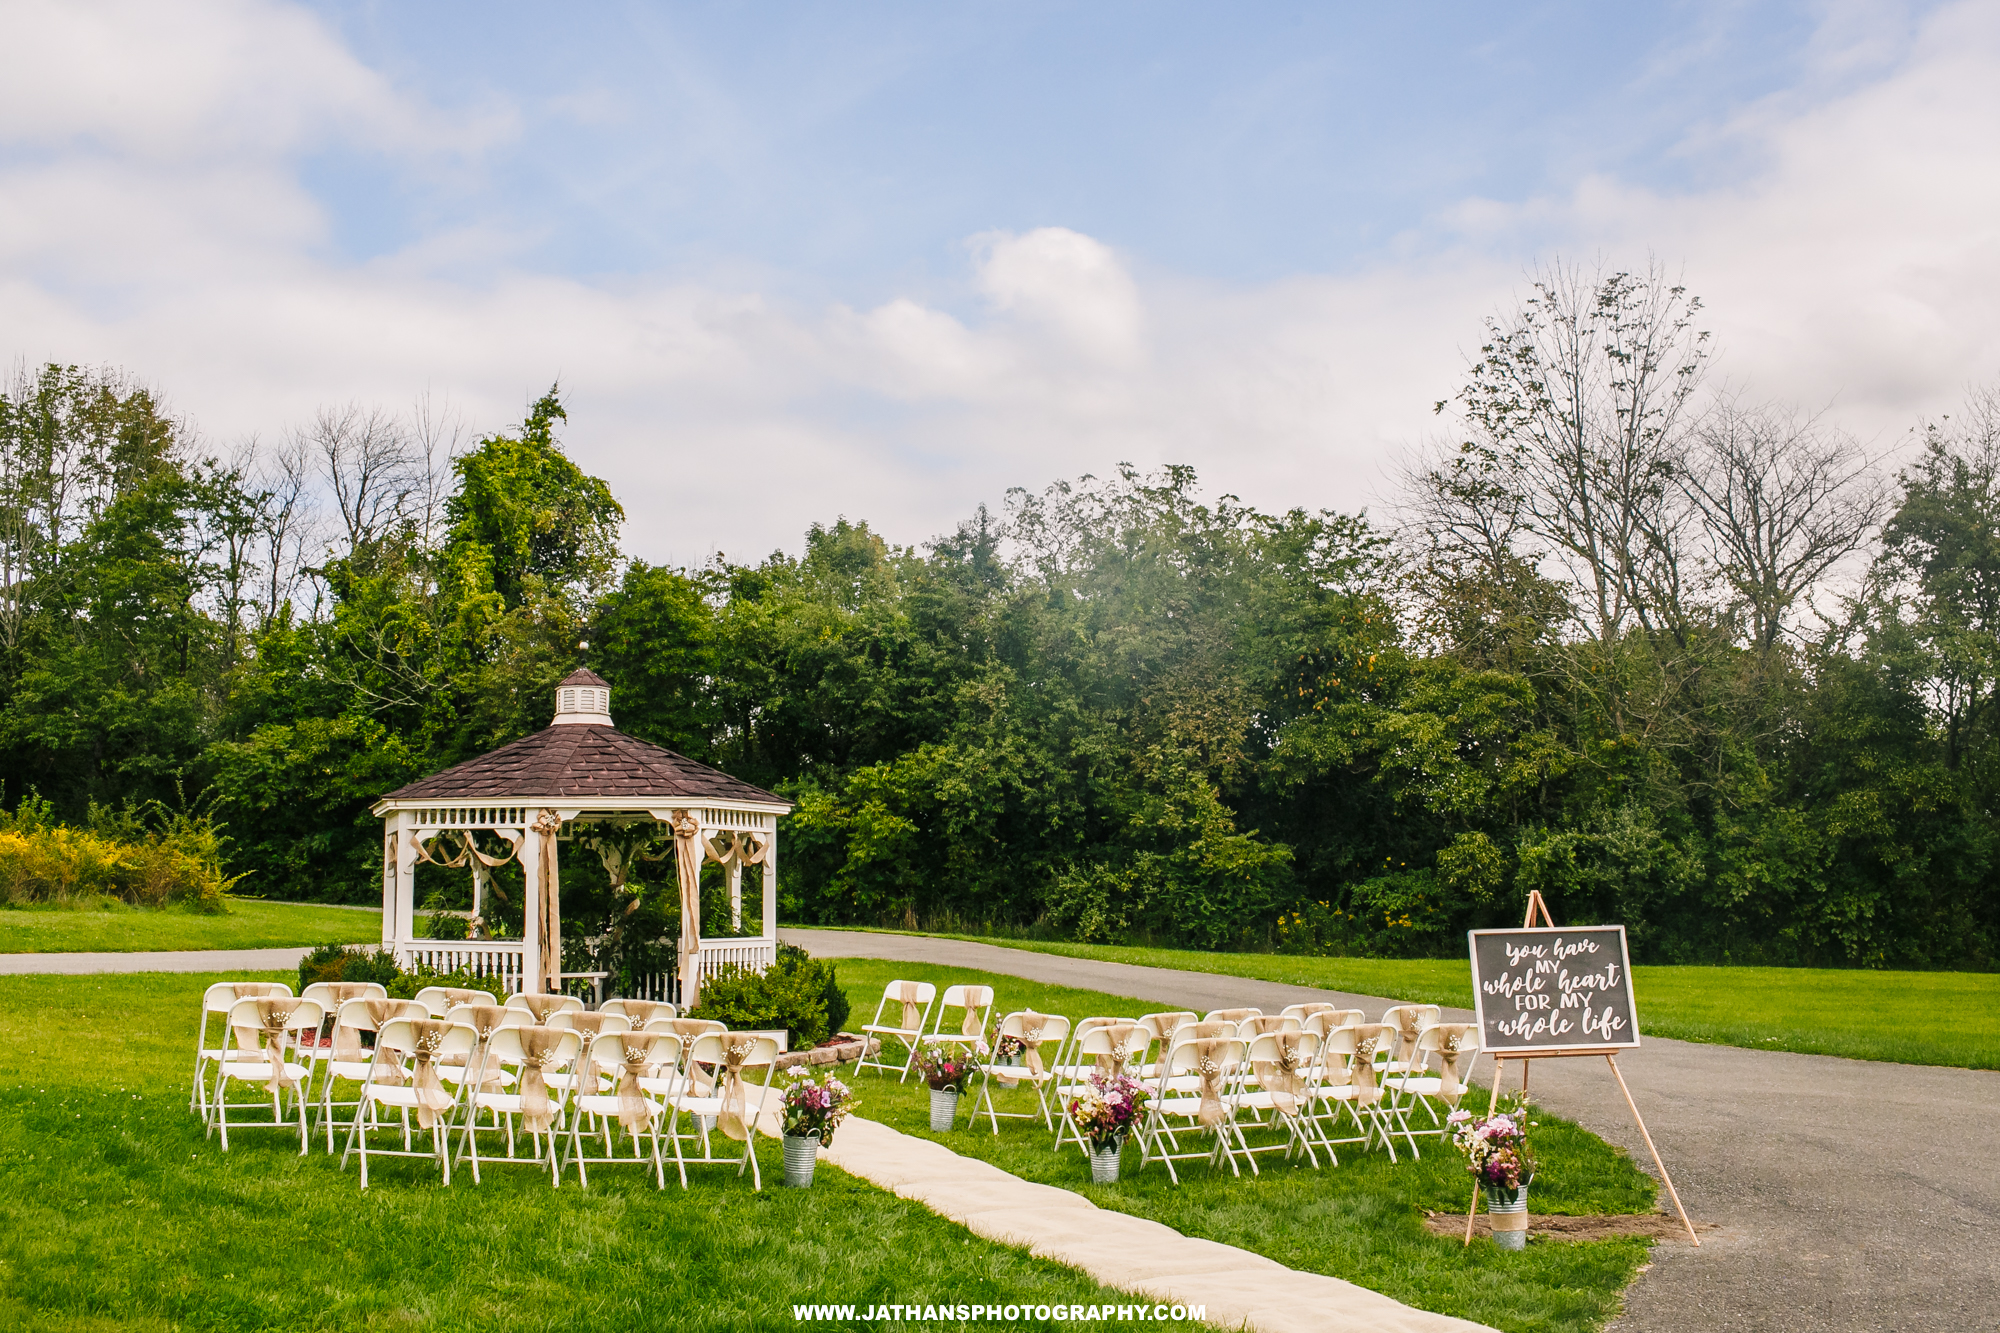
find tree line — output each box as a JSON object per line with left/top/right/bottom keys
{"left": 5, "top": 261, "right": 1998, "bottom": 968}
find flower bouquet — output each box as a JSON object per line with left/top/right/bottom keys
{"left": 993, "top": 1033, "right": 1027, "bottom": 1066}
{"left": 779, "top": 1067, "right": 856, "bottom": 1187}
{"left": 915, "top": 1039, "right": 976, "bottom": 1129}
{"left": 1447, "top": 1103, "right": 1538, "bottom": 1250}
{"left": 1066, "top": 1073, "right": 1151, "bottom": 1182}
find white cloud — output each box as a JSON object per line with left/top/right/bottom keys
{"left": 2, "top": 1, "right": 1999, "bottom": 568}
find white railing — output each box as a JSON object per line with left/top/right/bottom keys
{"left": 697, "top": 936, "right": 777, "bottom": 983}
{"left": 412, "top": 806, "right": 528, "bottom": 829}
{"left": 398, "top": 940, "right": 529, "bottom": 994}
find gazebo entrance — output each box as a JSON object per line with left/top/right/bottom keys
{"left": 370, "top": 669, "right": 793, "bottom": 1003}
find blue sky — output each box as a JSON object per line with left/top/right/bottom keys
{"left": 3, "top": 1, "right": 1995, "bottom": 562}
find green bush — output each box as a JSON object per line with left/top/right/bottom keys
{"left": 298, "top": 943, "right": 401, "bottom": 991}
{"left": 0, "top": 795, "right": 234, "bottom": 912}
{"left": 778, "top": 941, "right": 849, "bottom": 1034}
{"left": 387, "top": 964, "right": 505, "bottom": 1005}
{"left": 690, "top": 946, "right": 844, "bottom": 1049}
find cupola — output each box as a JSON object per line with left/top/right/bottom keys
{"left": 553, "top": 667, "right": 613, "bottom": 726}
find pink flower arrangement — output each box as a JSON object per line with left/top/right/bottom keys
{"left": 1066, "top": 1073, "right": 1151, "bottom": 1151}
{"left": 780, "top": 1067, "right": 857, "bottom": 1143}
{"left": 915, "top": 1040, "right": 977, "bottom": 1092}
{"left": 1446, "top": 1106, "right": 1538, "bottom": 1191}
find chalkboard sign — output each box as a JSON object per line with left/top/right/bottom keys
{"left": 1469, "top": 926, "right": 1640, "bottom": 1054}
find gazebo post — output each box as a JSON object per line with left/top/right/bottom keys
{"left": 521, "top": 819, "right": 544, "bottom": 995}
{"left": 762, "top": 836, "right": 778, "bottom": 941}
{"left": 380, "top": 810, "right": 417, "bottom": 954}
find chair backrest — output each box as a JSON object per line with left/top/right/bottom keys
{"left": 485, "top": 1023, "right": 583, "bottom": 1070}
{"left": 375, "top": 1017, "right": 478, "bottom": 1061}
{"left": 302, "top": 981, "right": 387, "bottom": 1011}
{"left": 1301, "top": 1009, "right": 1366, "bottom": 1037}
{"left": 600, "top": 998, "right": 678, "bottom": 1025}
{"left": 1137, "top": 1011, "right": 1197, "bottom": 1043}
{"left": 224, "top": 996, "right": 326, "bottom": 1052}
{"left": 1417, "top": 1022, "right": 1481, "bottom": 1059}
{"left": 1202, "top": 1007, "right": 1261, "bottom": 1024}
{"left": 203, "top": 979, "right": 295, "bottom": 1016}
{"left": 1240, "top": 1015, "right": 1299, "bottom": 1037}
{"left": 1164, "top": 1035, "right": 1245, "bottom": 1077}
{"left": 934, "top": 985, "right": 994, "bottom": 1039}
{"left": 1280, "top": 1002, "right": 1338, "bottom": 1023}
{"left": 442, "top": 1002, "right": 512, "bottom": 1038}
{"left": 586, "top": 1029, "right": 682, "bottom": 1081}
{"left": 686, "top": 1031, "right": 782, "bottom": 1072}
{"left": 1350, "top": 1022, "right": 1400, "bottom": 1069}
{"left": 505, "top": 993, "right": 584, "bottom": 1021}
{"left": 413, "top": 985, "right": 498, "bottom": 1017}
{"left": 996, "top": 1010, "right": 1071, "bottom": 1047}
{"left": 1245, "top": 1029, "right": 1320, "bottom": 1069}
{"left": 335, "top": 997, "right": 427, "bottom": 1033}
{"left": 1380, "top": 1005, "right": 1442, "bottom": 1063}
{"left": 1077, "top": 1023, "right": 1151, "bottom": 1072}
{"left": 554, "top": 1011, "right": 631, "bottom": 1037}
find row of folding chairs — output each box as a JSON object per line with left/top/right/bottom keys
{"left": 189, "top": 980, "right": 784, "bottom": 1191}
{"left": 853, "top": 980, "right": 1483, "bottom": 1185}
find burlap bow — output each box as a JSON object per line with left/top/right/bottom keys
{"left": 458, "top": 1005, "right": 510, "bottom": 1090}
{"left": 1193, "top": 1038, "right": 1230, "bottom": 1128}
{"left": 1208, "top": 1009, "right": 1256, "bottom": 1025}
{"left": 516, "top": 1025, "right": 565, "bottom": 1133}
{"left": 667, "top": 1019, "right": 719, "bottom": 1095}
{"left": 1393, "top": 1008, "right": 1433, "bottom": 1066}
{"left": 1252, "top": 1031, "right": 1307, "bottom": 1115}
{"left": 1094, "top": 1023, "right": 1146, "bottom": 1078}
{"left": 620, "top": 999, "right": 677, "bottom": 1031}
{"left": 996, "top": 1013, "right": 1049, "bottom": 1087}
{"left": 892, "top": 982, "right": 923, "bottom": 1033}
{"left": 316, "top": 984, "right": 375, "bottom": 1060}
{"left": 1351, "top": 1030, "right": 1384, "bottom": 1108}
{"left": 405, "top": 1018, "right": 458, "bottom": 1129}
{"left": 244, "top": 999, "right": 302, "bottom": 1097}
{"left": 716, "top": 1037, "right": 761, "bottom": 1142}
{"left": 614, "top": 1037, "right": 656, "bottom": 1133}
{"left": 1433, "top": 1023, "right": 1476, "bottom": 1103}
{"left": 962, "top": 996, "right": 990, "bottom": 1053}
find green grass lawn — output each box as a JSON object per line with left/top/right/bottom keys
{"left": 0, "top": 899, "right": 389, "bottom": 954}
{"left": 0, "top": 972, "right": 1148, "bottom": 1333}
{"left": 861, "top": 931, "right": 2000, "bottom": 1070}
{"left": 833, "top": 957, "right": 1657, "bottom": 1333}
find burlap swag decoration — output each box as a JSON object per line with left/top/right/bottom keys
{"left": 716, "top": 1037, "right": 762, "bottom": 1142}
{"left": 613, "top": 1037, "right": 657, "bottom": 1134}
{"left": 1252, "top": 1031, "right": 1308, "bottom": 1115}
{"left": 1192, "top": 1039, "right": 1231, "bottom": 1128}
{"left": 516, "top": 1026, "right": 566, "bottom": 1134}
{"left": 408, "top": 828, "right": 524, "bottom": 872}
{"left": 1093, "top": 1023, "right": 1147, "bottom": 1079}
{"left": 891, "top": 982, "right": 923, "bottom": 1034}
{"left": 406, "top": 1019, "right": 458, "bottom": 1129}
{"left": 1349, "top": 1027, "right": 1387, "bottom": 1108}
{"left": 669, "top": 810, "right": 704, "bottom": 972}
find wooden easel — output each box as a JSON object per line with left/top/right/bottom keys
{"left": 1462, "top": 890, "right": 1700, "bottom": 1247}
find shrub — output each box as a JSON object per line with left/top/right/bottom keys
{"left": 298, "top": 943, "right": 401, "bottom": 991}
{"left": 0, "top": 795, "right": 233, "bottom": 911}
{"left": 690, "top": 947, "right": 839, "bottom": 1049}
{"left": 777, "top": 941, "right": 849, "bottom": 1034}
{"left": 388, "top": 964, "right": 505, "bottom": 1005}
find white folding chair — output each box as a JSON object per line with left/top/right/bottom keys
{"left": 1137, "top": 1034, "right": 1250, "bottom": 1183}
{"left": 664, "top": 1031, "right": 782, "bottom": 1189}
{"left": 1051, "top": 1022, "right": 1153, "bottom": 1156}
{"left": 189, "top": 981, "right": 293, "bottom": 1114}
{"left": 544, "top": 1011, "right": 631, "bottom": 1102}
{"left": 1312, "top": 1021, "right": 1418, "bottom": 1161}
{"left": 414, "top": 985, "right": 497, "bottom": 1018}
{"left": 564, "top": 1030, "right": 682, "bottom": 1189}
{"left": 926, "top": 984, "right": 995, "bottom": 1057}
{"left": 969, "top": 1011, "right": 1071, "bottom": 1134}
{"left": 206, "top": 996, "right": 324, "bottom": 1154}
{"left": 340, "top": 1017, "right": 476, "bottom": 1188}
{"left": 315, "top": 996, "right": 424, "bottom": 1153}
{"left": 1236, "top": 1030, "right": 1326, "bottom": 1168}
{"left": 857, "top": 980, "right": 937, "bottom": 1080}
{"left": 1050, "top": 1016, "right": 1136, "bottom": 1084}
{"left": 455, "top": 1024, "right": 584, "bottom": 1185}
{"left": 1131, "top": 1012, "right": 1196, "bottom": 1079}
{"left": 506, "top": 993, "right": 584, "bottom": 1025}
{"left": 600, "top": 998, "right": 678, "bottom": 1026}
{"left": 1387, "top": 1022, "right": 1482, "bottom": 1139}
{"left": 1202, "top": 1007, "right": 1261, "bottom": 1025}
{"left": 1380, "top": 1005, "right": 1442, "bottom": 1075}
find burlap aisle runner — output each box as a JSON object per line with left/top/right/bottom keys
{"left": 1193, "top": 1038, "right": 1230, "bottom": 1128}
{"left": 716, "top": 1036, "right": 762, "bottom": 1141}
{"left": 1093, "top": 1023, "right": 1147, "bottom": 1079}
{"left": 1252, "top": 1032, "right": 1308, "bottom": 1115}
{"left": 406, "top": 1019, "right": 458, "bottom": 1129}
{"left": 517, "top": 1026, "right": 565, "bottom": 1133}
{"left": 892, "top": 982, "right": 923, "bottom": 1033}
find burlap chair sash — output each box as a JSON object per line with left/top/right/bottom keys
{"left": 405, "top": 1019, "right": 458, "bottom": 1129}
{"left": 620, "top": 999, "right": 677, "bottom": 1031}
{"left": 1351, "top": 1030, "right": 1385, "bottom": 1108}
{"left": 891, "top": 982, "right": 923, "bottom": 1033}
{"left": 238, "top": 999, "right": 303, "bottom": 1096}
{"left": 1393, "top": 1009, "right": 1431, "bottom": 1065}
{"left": 1192, "top": 1038, "right": 1230, "bottom": 1128}
{"left": 960, "top": 998, "right": 990, "bottom": 1054}
{"left": 1251, "top": 1032, "right": 1308, "bottom": 1115}
{"left": 567, "top": 1013, "right": 617, "bottom": 1036}
{"left": 1189, "top": 1021, "right": 1234, "bottom": 1041}
{"left": 516, "top": 994, "right": 567, "bottom": 1024}
{"left": 454, "top": 1005, "right": 510, "bottom": 1089}
{"left": 666, "top": 1019, "right": 719, "bottom": 1094}
{"left": 317, "top": 984, "right": 375, "bottom": 1060}
{"left": 361, "top": 1000, "right": 425, "bottom": 1085}
{"left": 1207, "top": 1009, "right": 1256, "bottom": 1025}
{"left": 436, "top": 987, "right": 489, "bottom": 1009}
{"left": 716, "top": 1037, "right": 767, "bottom": 1142}
{"left": 614, "top": 1038, "right": 657, "bottom": 1133}
{"left": 1093, "top": 1023, "right": 1147, "bottom": 1079}
{"left": 995, "top": 1012, "right": 1051, "bottom": 1086}
{"left": 1433, "top": 1024, "right": 1477, "bottom": 1103}
{"left": 516, "top": 1025, "right": 566, "bottom": 1133}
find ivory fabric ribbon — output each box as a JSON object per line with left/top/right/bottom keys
{"left": 892, "top": 982, "right": 923, "bottom": 1033}
{"left": 614, "top": 1037, "right": 656, "bottom": 1133}
{"left": 516, "top": 1026, "right": 566, "bottom": 1133}
{"left": 405, "top": 1019, "right": 458, "bottom": 1129}
{"left": 1433, "top": 1023, "right": 1478, "bottom": 1102}
{"left": 1192, "top": 1038, "right": 1230, "bottom": 1128}
{"left": 1094, "top": 1023, "right": 1147, "bottom": 1079}
{"left": 716, "top": 1036, "right": 763, "bottom": 1142}
{"left": 1252, "top": 1032, "right": 1307, "bottom": 1115}
{"left": 248, "top": 999, "right": 303, "bottom": 1096}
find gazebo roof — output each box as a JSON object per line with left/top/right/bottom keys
{"left": 378, "top": 724, "right": 790, "bottom": 809}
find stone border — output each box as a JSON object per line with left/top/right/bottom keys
{"left": 775, "top": 1032, "right": 880, "bottom": 1071}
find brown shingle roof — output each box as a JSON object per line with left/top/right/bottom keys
{"left": 380, "top": 725, "right": 790, "bottom": 807}
{"left": 558, "top": 667, "right": 609, "bottom": 687}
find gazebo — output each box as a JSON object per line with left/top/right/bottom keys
{"left": 370, "top": 668, "right": 793, "bottom": 1003}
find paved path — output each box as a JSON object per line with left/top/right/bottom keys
{"left": 0, "top": 947, "right": 310, "bottom": 975}
{"left": 784, "top": 929, "right": 2000, "bottom": 1333}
